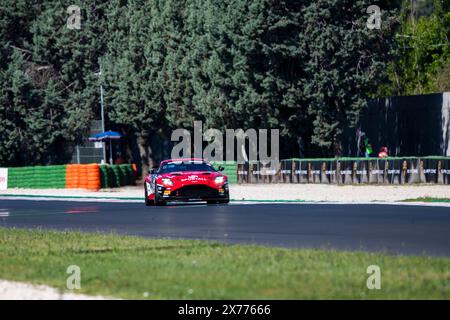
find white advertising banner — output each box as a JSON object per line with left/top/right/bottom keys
{"left": 0, "top": 168, "right": 8, "bottom": 191}
{"left": 94, "top": 142, "right": 103, "bottom": 149}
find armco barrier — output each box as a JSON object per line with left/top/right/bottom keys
{"left": 444, "top": 158, "right": 450, "bottom": 184}
{"left": 237, "top": 157, "right": 450, "bottom": 185}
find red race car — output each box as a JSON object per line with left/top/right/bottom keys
{"left": 144, "top": 158, "right": 230, "bottom": 206}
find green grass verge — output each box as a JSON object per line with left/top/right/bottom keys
{"left": 0, "top": 227, "right": 449, "bottom": 299}
{"left": 402, "top": 197, "right": 450, "bottom": 203}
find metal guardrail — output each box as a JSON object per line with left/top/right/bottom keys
{"left": 237, "top": 157, "right": 450, "bottom": 185}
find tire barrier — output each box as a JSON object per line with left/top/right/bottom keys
{"left": 66, "top": 164, "right": 101, "bottom": 191}
{"left": 212, "top": 162, "right": 238, "bottom": 184}
{"left": 237, "top": 157, "right": 450, "bottom": 185}
{"left": 5, "top": 163, "right": 137, "bottom": 191}
{"left": 99, "top": 164, "right": 136, "bottom": 188}
{"left": 8, "top": 165, "right": 66, "bottom": 189}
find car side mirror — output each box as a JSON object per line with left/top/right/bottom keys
{"left": 218, "top": 166, "right": 225, "bottom": 172}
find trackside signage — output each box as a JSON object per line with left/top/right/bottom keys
{"left": 0, "top": 168, "right": 7, "bottom": 190}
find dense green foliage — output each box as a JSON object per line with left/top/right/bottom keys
{"left": 0, "top": 1, "right": 109, "bottom": 165}
{"left": 380, "top": 0, "right": 450, "bottom": 95}
{"left": 1, "top": 0, "right": 400, "bottom": 167}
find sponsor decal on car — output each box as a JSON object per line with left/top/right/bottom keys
{"left": 181, "top": 175, "right": 207, "bottom": 182}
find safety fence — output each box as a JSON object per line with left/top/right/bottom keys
{"left": 237, "top": 157, "right": 450, "bottom": 185}
{"left": 4, "top": 164, "right": 136, "bottom": 190}
{"left": 7, "top": 158, "right": 447, "bottom": 188}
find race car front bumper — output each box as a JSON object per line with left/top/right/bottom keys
{"left": 156, "top": 183, "right": 229, "bottom": 202}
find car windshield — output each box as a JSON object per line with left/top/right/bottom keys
{"left": 159, "top": 161, "right": 216, "bottom": 174}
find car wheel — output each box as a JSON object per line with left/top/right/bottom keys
{"left": 206, "top": 200, "right": 217, "bottom": 205}
{"left": 154, "top": 193, "right": 166, "bottom": 206}
{"left": 218, "top": 198, "right": 230, "bottom": 204}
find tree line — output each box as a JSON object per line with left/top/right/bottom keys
{"left": 1, "top": 0, "right": 446, "bottom": 171}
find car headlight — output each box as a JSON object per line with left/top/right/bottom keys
{"left": 214, "top": 176, "right": 225, "bottom": 184}
{"left": 161, "top": 178, "right": 173, "bottom": 187}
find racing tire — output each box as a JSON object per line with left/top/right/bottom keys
{"left": 154, "top": 193, "right": 167, "bottom": 206}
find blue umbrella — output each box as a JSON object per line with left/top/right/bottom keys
{"left": 88, "top": 131, "right": 122, "bottom": 164}
{"left": 88, "top": 130, "right": 122, "bottom": 142}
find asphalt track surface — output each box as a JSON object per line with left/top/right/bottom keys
{"left": 1, "top": 199, "right": 450, "bottom": 257}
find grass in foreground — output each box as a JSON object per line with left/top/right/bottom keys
{"left": 0, "top": 227, "right": 449, "bottom": 299}
{"left": 402, "top": 197, "right": 450, "bottom": 203}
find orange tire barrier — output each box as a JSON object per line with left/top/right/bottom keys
{"left": 65, "top": 164, "right": 78, "bottom": 189}
{"left": 66, "top": 164, "right": 101, "bottom": 191}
